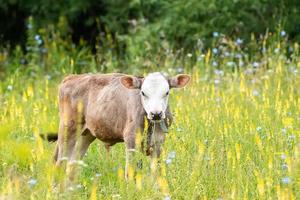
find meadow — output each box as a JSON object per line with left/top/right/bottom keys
{"left": 0, "top": 30, "right": 300, "bottom": 199}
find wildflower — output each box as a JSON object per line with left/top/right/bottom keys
{"left": 252, "top": 90, "right": 259, "bottom": 96}
{"left": 212, "top": 61, "right": 218, "bottom": 67}
{"left": 239, "top": 61, "right": 244, "bottom": 67}
{"left": 288, "top": 134, "right": 295, "bottom": 140}
{"left": 7, "top": 85, "right": 13, "bottom": 91}
{"left": 41, "top": 48, "right": 48, "bottom": 53}
{"left": 20, "top": 58, "right": 26, "bottom": 65}
{"left": 226, "top": 61, "right": 235, "bottom": 67}
{"left": 187, "top": 53, "right": 192, "bottom": 58}
{"left": 214, "top": 69, "right": 224, "bottom": 76}
{"left": 197, "top": 54, "right": 205, "bottom": 61}
{"left": 28, "top": 178, "right": 37, "bottom": 187}
{"left": 167, "top": 151, "right": 176, "bottom": 159}
{"left": 288, "top": 46, "right": 293, "bottom": 52}
{"left": 165, "top": 158, "right": 172, "bottom": 165}
{"left": 256, "top": 127, "right": 262, "bottom": 132}
{"left": 280, "top": 154, "right": 286, "bottom": 160}
{"left": 76, "top": 184, "right": 83, "bottom": 189}
{"left": 252, "top": 62, "right": 260, "bottom": 68}
{"left": 177, "top": 127, "right": 183, "bottom": 132}
{"left": 176, "top": 67, "right": 184, "bottom": 73}
{"left": 68, "top": 186, "right": 74, "bottom": 191}
{"left": 281, "top": 128, "right": 287, "bottom": 134}
{"left": 235, "top": 38, "right": 243, "bottom": 45}
{"left": 280, "top": 31, "right": 286, "bottom": 37}
{"left": 235, "top": 53, "right": 242, "bottom": 59}
{"left": 224, "top": 51, "right": 230, "bottom": 57}
{"left": 274, "top": 48, "right": 280, "bottom": 54}
{"left": 34, "top": 35, "right": 41, "bottom": 41}
{"left": 212, "top": 48, "right": 218, "bottom": 54}
{"left": 214, "top": 79, "right": 221, "bottom": 85}
{"left": 45, "top": 75, "right": 51, "bottom": 80}
{"left": 35, "top": 35, "right": 43, "bottom": 45}
{"left": 27, "top": 23, "right": 33, "bottom": 29}
{"left": 164, "top": 196, "right": 171, "bottom": 200}
{"left": 281, "top": 177, "right": 290, "bottom": 184}
{"left": 212, "top": 32, "right": 219, "bottom": 37}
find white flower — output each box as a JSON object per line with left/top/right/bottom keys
{"left": 252, "top": 90, "right": 259, "bottom": 96}
{"left": 256, "top": 126, "right": 262, "bottom": 132}
{"left": 7, "top": 85, "right": 13, "bottom": 91}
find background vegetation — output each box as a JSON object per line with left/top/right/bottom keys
{"left": 0, "top": 0, "right": 300, "bottom": 199}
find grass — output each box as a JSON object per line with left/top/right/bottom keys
{"left": 0, "top": 32, "right": 300, "bottom": 199}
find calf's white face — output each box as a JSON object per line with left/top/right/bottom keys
{"left": 140, "top": 73, "right": 170, "bottom": 120}
{"left": 121, "top": 72, "right": 190, "bottom": 122}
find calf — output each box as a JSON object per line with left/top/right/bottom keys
{"left": 54, "top": 72, "right": 190, "bottom": 178}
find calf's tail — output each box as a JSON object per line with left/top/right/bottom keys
{"left": 39, "top": 132, "right": 58, "bottom": 142}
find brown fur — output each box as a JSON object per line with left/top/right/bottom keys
{"left": 55, "top": 73, "right": 171, "bottom": 179}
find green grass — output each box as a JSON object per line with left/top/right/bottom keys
{"left": 0, "top": 34, "right": 300, "bottom": 199}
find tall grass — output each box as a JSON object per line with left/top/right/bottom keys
{"left": 0, "top": 30, "right": 299, "bottom": 199}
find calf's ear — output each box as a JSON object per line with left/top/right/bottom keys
{"left": 121, "top": 76, "right": 143, "bottom": 89}
{"left": 169, "top": 74, "right": 191, "bottom": 88}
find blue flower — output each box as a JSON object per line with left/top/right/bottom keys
{"left": 214, "top": 69, "right": 224, "bottom": 76}
{"left": 28, "top": 178, "right": 37, "bottom": 187}
{"left": 164, "top": 196, "right": 171, "bottom": 200}
{"left": 235, "top": 53, "right": 242, "bottom": 59}
{"left": 281, "top": 177, "right": 290, "bottom": 184}
{"left": 166, "top": 158, "right": 172, "bottom": 165}
{"left": 212, "top": 61, "right": 218, "bottom": 67}
{"left": 235, "top": 38, "right": 243, "bottom": 45}
{"left": 176, "top": 67, "right": 184, "bottom": 73}
{"left": 27, "top": 24, "right": 33, "bottom": 29}
{"left": 252, "top": 62, "right": 260, "bottom": 68}
{"left": 168, "top": 151, "right": 176, "bottom": 159}
{"left": 212, "top": 32, "right": 219, "bottom": 37}
{"left": 280, "top": 31, "right": 286, "bottom": 37}
{"left": 212, "top": 48, "right": 218, "bottom": 54}
{"left": 224, "top": 52, "right": 230, "bottom": 57}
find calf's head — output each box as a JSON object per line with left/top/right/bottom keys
{"left": 121, "top": 72, "right": 190, "bottom": 121}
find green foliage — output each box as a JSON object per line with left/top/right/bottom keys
{"left": 1, "top": 0, "right": 300, "bottom": 51}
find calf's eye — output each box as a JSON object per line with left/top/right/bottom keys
{"left": 166, "top": 91, "right": 169, "bottom": 96}
{"left": 141, "top": 91, "right": 146, "bottom": 97}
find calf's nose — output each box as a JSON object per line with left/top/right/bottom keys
{"left": 150, "top": 111, "right": 163, "bottom": 120}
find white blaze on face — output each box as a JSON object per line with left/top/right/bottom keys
{"left": 141, "top": 72, "right": 170, "bottom": 121}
